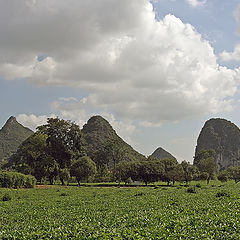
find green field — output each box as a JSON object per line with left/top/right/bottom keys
{"left": 0, "top": 181, "right": 240, "bottom": 239}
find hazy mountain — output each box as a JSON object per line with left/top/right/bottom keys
{"left": 151, "top": 147, "right": 176, "bottom": 160}
{"left": 82, "top": 115, "right": 146, "bottom": 167}
{"left": 0, "top": 116, "right": 33, "bottom": 164}
{"left": 194, "top": 118, "right": 240, "bottom": 170}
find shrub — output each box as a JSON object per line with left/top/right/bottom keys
{"left": 134, "top": 192, "right": 145, "bottom": 197}
{"left": 60, "top": 193, "right": 68, "bottom": 196}
{"left": 216, "top": 191, "right": 230, "bottom": 198}
{"left": 0, "top": 171, "right": 36, "bottom": 188}
{"left": 2, "top": 193, "right": 11, "bottom": 201}
{"left": 126, "top": 177, "right": 133, "bottom": 185}
{"left": 195, "top": 183, "right": 201, "bottom": 188}
{"left": 186, "top": 186, "right": 196, "bottom": 193}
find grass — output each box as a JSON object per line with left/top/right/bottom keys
{"left": 0, "top": 181, "right": 240, "bottom": 239}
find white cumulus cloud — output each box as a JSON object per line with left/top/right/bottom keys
{"left": 17, "top": 113, "right": 56, "bottom": 130}
{"left": 1, "top": 0, "right": 240, "bottom": 127}
{"left": 17, "top": 97, "right": 137, "bottom": 146}
{"left": 185, "top": 0, "right": 206, "bottom": 8}
{"left": 220, "top": 45, "right": 240, "bottom": 62}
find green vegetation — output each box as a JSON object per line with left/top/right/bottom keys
{"left": 1, "top": 116, "right": 240, "bottom": 238}
{"left": 0, "top": 181, "right": 240, "bottom": 239}
{"left": 0, "top": 171, "right": 36, "bottom": 188}
{"left": 70, "top": 156, "right": 97, "bottom": 185}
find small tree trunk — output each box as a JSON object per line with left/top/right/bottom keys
{"left": 49, "top": 177, "right": 53, "bottom": 185}
{"left": 207, "top": 177, "right": 210, "bottom": 184}
{"left": 60, "top": 177, "right": 65, "bottom": 186}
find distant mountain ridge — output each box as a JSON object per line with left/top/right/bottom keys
{"left": 151, "top": 147, "right": 176, "bottom": 160}
{"left": 194, "top": 118, "right": 240, "bottom": 170}
{"left": 0, "top": 116, "right": 33, "bottom": 164}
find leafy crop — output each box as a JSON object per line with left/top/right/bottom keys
{"left": 0, "top": 181, "right": 240, "bottom": 239}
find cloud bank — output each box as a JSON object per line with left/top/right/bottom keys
{"left": 1, "top": 0, "right": 240, "bottom": 127}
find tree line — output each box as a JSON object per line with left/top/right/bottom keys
{"left": 3, "top": 117, "right": 240, "bottom": 186}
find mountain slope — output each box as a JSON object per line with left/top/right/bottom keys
{"left": 151, "top": 147, "right": 176, "bottom": 160}
{"left": 194, "top": 118, "right": 240, "bottom": 170}
{"left": 0, "top": 116, "right": 33, "bottom": 164}
{"left": 82, "top": 115, "right": 146, "bottom": 167}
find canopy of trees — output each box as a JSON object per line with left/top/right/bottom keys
{"left": 6, "top": 118, "right": 86, "bottom": 185}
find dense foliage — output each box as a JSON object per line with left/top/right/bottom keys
{"left": 0, "top": 171, "right": 36, "bottom": 188}
{"left": 0, "top": 182, "right": 240, "bottom": 239}
{"left": 70, "top": 156, "right": 97, "bottom": 185}
{"left": 7, "top": 118, "right": 86, "bottom": 185}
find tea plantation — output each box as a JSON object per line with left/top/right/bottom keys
{"left": 0, "top": 182, "right": 240, "bottom": 239}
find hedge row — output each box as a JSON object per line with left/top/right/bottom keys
{"left": 0, "top": 171, "right": 36, "bottom": 188}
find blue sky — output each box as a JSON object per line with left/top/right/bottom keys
{"left": 0, "top": 0, "right": 240, "bottom": 162}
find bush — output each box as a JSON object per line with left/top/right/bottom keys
{"left": 60, "top": 193, "right": 68, "bottom": 196}
{"left": 216, "top": 191, "right": 230, "bottom": 198}
{"left": 195, "top": 183, "right": 201, "bottom": 188}
{"left": 186, "top": 186, "right": 196, "bottom": 193}
{"left": 2, "top": 193, "right": 11, "bottom": 201}
{"left": 217, "top": 171, "right": 229, "bottom": 182}
{"left": 126, "top": 177, "right": 133, "bottom": 185}
{"left": 0, "top": 171, "right": 36, "bottom": 188}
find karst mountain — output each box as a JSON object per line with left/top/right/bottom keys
{"left": 150, "top": 147, "right": 176, "bottom": 160}
{"left": 194, "top": 118, "right": 240, "bottom": 170}
{"left": 0, "top": 116, "right": 33, "bottom": 165}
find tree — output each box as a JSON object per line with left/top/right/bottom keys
{"left": 198, "top": 172, "right": 209, "bottom": 181}
{"left": 181, "top": 161, "right": 198, "bottom": 184}
{"left": 116, "top": 161, "right": 133, "bottom": 183}
{"left": 38, "top": 118, "right": 86, "bottom": 170}
{"left": 70, "top": 156, "right": 97, "bottom": 186}
{"left": 227, "top": 166, "right": 240, "bottom": 183}
{"left": 92, "top": 149, "right": 110, "bottom": 182}
{"left": 59, "top": 168, "right": 70, "bottom": 185}
{"left": 138, "top": 160, "right": 165, "bottom": 185}
{"left": 158, "top": 158, "right": 178, "bottom": 185}
{"left": 167, "top": 164, "right": 184, "bottom": 185}
{"left": 6, "top": 117, "right": 86, "bottom": 185}
{"left": 6, "top": 132, "right": 50, "bottom": 183}
{"left": 194, "top": 149, "right": 216, "bottom": 164}
{"left": 196, "top": 150, "right": 216, "bottom": 184}
{"left": 103, "top": 139, "right": 126, "bottom": 181}
{"left": 217, "top": 171, "right": 229, "bottom": 182}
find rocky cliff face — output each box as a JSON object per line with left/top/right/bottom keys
{"left": 151, "top": 147, "right": 176, "bottom": 160}
{"left": 194, "top": 118, "right": 240, "bottom": 170}
{"left": 0, "top": 116, "right": 33, "bottom": 164}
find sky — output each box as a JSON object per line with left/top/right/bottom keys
{"left": 1, "top": 0, "right": 240, "bottom": 163}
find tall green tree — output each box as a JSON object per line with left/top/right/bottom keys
{"left": 167, "top": 164, "right": 184, "bottom": 185}
{"left": 7, "top": 117, "right": 86, "bottom": 185}
{"left": 196, "top": 150, "right": 216, "bottom": 184}
{"left": 7, "top": 132, "right": 50, "bottom": 183}
{"left": 39, "top": 118, "right": 86, "bottom": 169}
{"left": 158, "top": 158, "right": 178, "bottom": 185}
{"left": 181, "top": 161, "right": 198, "bottom": 184}
{"left": 138, "top": 160, "right": 165, "bottom": 185}
{"left": 70, "top": 156, "right": 97, "bottom": 186}
{"left": 227, "top": 166, "right": 240, "bottom": 183}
